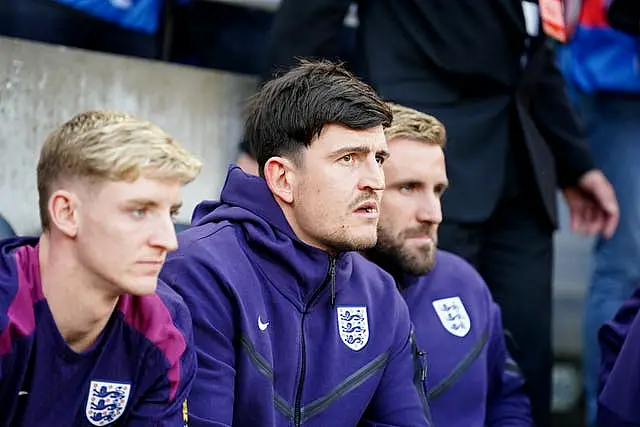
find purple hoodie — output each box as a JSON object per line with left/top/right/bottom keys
{"left": 160, "top": 165, "right": 431, "bottom": 427}
{"left": 400, "top": 250, "right": 532, "bottom": 426}
{"left": 597, "top": 285, "right": 640, "bottom": 426}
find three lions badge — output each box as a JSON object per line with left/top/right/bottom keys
{"left": 337, "top": 306, "right": 369, "bottom": 351}
{"left": 432, "top": 296, "right": 471, "bottom": 337}
{"left": 85, "top": 380, "right": 131, "bottom": 426}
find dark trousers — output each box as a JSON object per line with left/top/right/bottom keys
{"left": 439, "top": 118, "right": 554, "bottom": 427}
{"left": 0, "top": 0, "right": 161, "bottom": 59}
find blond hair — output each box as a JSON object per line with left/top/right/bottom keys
{"left": 384, "top": 103, "right": 446, "bottom": 147}
{"left": 37, "top": 110, "right": 202, "bottom": 230}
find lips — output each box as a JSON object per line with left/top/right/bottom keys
{"left": 138, "top": 260, "right": 164, "bottom": 266}
{"left": 354, "top": 200, "right": 379, "bottom": 215}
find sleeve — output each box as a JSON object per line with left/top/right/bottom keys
{"left": 264, "top": 0, "right": 353, "bottom": 80}
{"left": 597, "top": 287, "right": 640, "bottom": 426}
{"left": 528, "top": 40, "right": 596, "bottom": 188}
{"left": 485, "top": 300, "right": 534, "bottom": 427}
{"left": 125, "top": 287, "right": 197, "bottom": 426}
{"left": 359, "top": 293, "right": 432, "bottom": 426}
{"left": 159, "top": 253, "right": 238, "bottom": 427}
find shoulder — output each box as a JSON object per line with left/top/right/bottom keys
{"left": 350, "top": 253, "right": 402, "bottom": 297}
{"left": 162, "top": 222, "right": 247, "bottom": 296}
{"left": 116, "top": 281, "right": 192, "bottom": 381}
{"left": 349, "top": 253, "right": 410, "bottom": 320}
{"left": 429, "top": 250, "right": 491, "bottom": 299}
{"left": 0, "top": 239, "right": 41, "bottom": 344}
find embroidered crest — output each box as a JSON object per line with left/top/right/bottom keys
{"left": 432, "top": 296, "right": 471, "bottom": 337}
{"left": 337, "top": 306, "right": 369, "bottom": 351}
{"left": 85, "top": 380, "right": 131, "bottom": 426}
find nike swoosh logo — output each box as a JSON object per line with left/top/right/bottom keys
{"left": 18, "top": 391, "right": 28, "bottom": 396}
{"left": 258, "top": 316, "right": 269, "bottom": 331}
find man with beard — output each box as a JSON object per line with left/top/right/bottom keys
{"left": 160, "top": 61, "right": 431, "bottom": 427}
{"left": 364, "top": 103, "right": 533, "bottom": 426}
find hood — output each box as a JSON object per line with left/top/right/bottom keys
{"left": 190, "top": 165, "right": 350, "bottom": 305}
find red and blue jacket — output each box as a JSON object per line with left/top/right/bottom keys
{"left": 559, "top": 0, "right": 640, "bottom": 94}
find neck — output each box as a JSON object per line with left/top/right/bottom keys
{"left": 39, "top": 234, "right": 119, "bottom": 352}
{"left": 276, "top": 199, "right": 334, "bottom": 253}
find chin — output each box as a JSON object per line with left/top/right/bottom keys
{"left": 349, "top": 233, "right": 378, "bottom": 251}
{"left": 122, "top": 277, "right": 159, "bottom": 296}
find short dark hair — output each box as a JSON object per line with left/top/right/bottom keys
{"left": 245, "top": 59, "right": 392, "bottom": 176}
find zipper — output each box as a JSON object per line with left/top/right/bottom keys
{"left": 293, "top": 255, "right": 336, "bottom": 427}
{"left": 410, "top": 330, "right": 433, "bottom": 424}
{"left": 301, "top": 351, "right": 389, "bottom": 422}
{"left": 428, "top": 326, "right": 489, "bottom": 400}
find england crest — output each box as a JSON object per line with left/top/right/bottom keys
{"left": 337, "top": 306, "right": 369, "bottom": 351}
{"left": 432, "top": 296, "right": 471, "bottom": 337}
{"left": 85, "top": 380, "right": 131, "bottom": 426}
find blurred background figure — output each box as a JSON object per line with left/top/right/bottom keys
{"left": 0, "top": 215, "right": 16, "bottom": 240}
{"left": 557, "top": 0, "right": 640, "bottom": 425}
{"left": 0, "top": 0, "right": 181, "bottom": 59}
{"left": 236, "top": 140, "right": 259, "bottom": 176}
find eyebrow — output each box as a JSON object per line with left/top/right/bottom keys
{"left": 328, "top": 145, "right": 390, "bottom": 160}
{"left": 124, "top": 199, "right": 183, "bottom": 211}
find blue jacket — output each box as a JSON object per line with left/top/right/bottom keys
{"left": 52, "top": 0, "right": 188, "bottom": 34}
{"left": 559, "top": 0, "right": 640, "bottom": 94}
{"left": 400, "top": 251, "right": 532, "bottom": 426}
{"left": 160, "top": 166, "right": 431, "bottom": 426}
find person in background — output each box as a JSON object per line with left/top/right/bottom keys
{"left": 365, "top": 102, "right": 533, "bottom": 427}
{"left": 0, "top": 111, "right": 201, "bottom": 426}
{"left": 557, "top": 0, "right": 640, "bottom": 424}
{"left": 264, "top": 2, "right": 620, "bottom": 424}
{"left": 236, "top": 139, "right": 259, "bottom": 176}
{"left": 0, "top": 214, "right": 16, "bottom": 239}
{"left": 160, "top": 60, "right": 432, "bottom": 427}
{"left": 0, "top": 0, "right": 184, "bottom": 59}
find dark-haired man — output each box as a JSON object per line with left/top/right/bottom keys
{"left": 160, "top": 60, "right": 432, "bottom": 426}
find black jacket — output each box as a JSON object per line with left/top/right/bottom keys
{"left": 265, "top": 0, "right": 595, "bottom": 226}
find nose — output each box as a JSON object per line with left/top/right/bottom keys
{"left": 149, "top": 214, "right": 179, "bottom": 252}
{"left": 358, "top": 157, "right": 385, "bottom": 192}
{"left": 416, "top": 194, "right": 443, "bottom": 225}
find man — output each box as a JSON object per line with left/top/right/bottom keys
{"left": 365, "top": 103, "right": 533, "bottom": 426}
{"left": 557, "top": 0, "right": 640, "bottom": 423}
{"left": 160, "top": 60, "right": 431, "bottom": 426}
{"left": 265, "top": 1, "right": 619, "bottom": 423}
{"left": 0, "top": 111, "right": 202, "bottom": 426}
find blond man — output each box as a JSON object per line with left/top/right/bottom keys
{"left": 0, "top": 111, "right": 201, "bottom": 426}
{"left": 364, "top": 103, "right": 533, "bottom": 426}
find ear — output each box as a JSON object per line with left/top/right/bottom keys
{"left": 48, "top": 190, "right": 80, "bottom": 238}
{"left": 263, "top": 157, "right": 296, "bottom": 204}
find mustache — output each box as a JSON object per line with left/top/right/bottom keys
{"left": 403, "top": 225, "right": 437, "bottom": 240}
{"left": 349, "top": 191, "right": 380, "bottom": 210}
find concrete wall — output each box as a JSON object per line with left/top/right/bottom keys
{"left": 0, "top": 36, "right": 258, "bottom": 234}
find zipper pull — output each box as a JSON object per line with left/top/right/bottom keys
{"left": 419, "top": 351, "right": 428, "bottom": 382}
